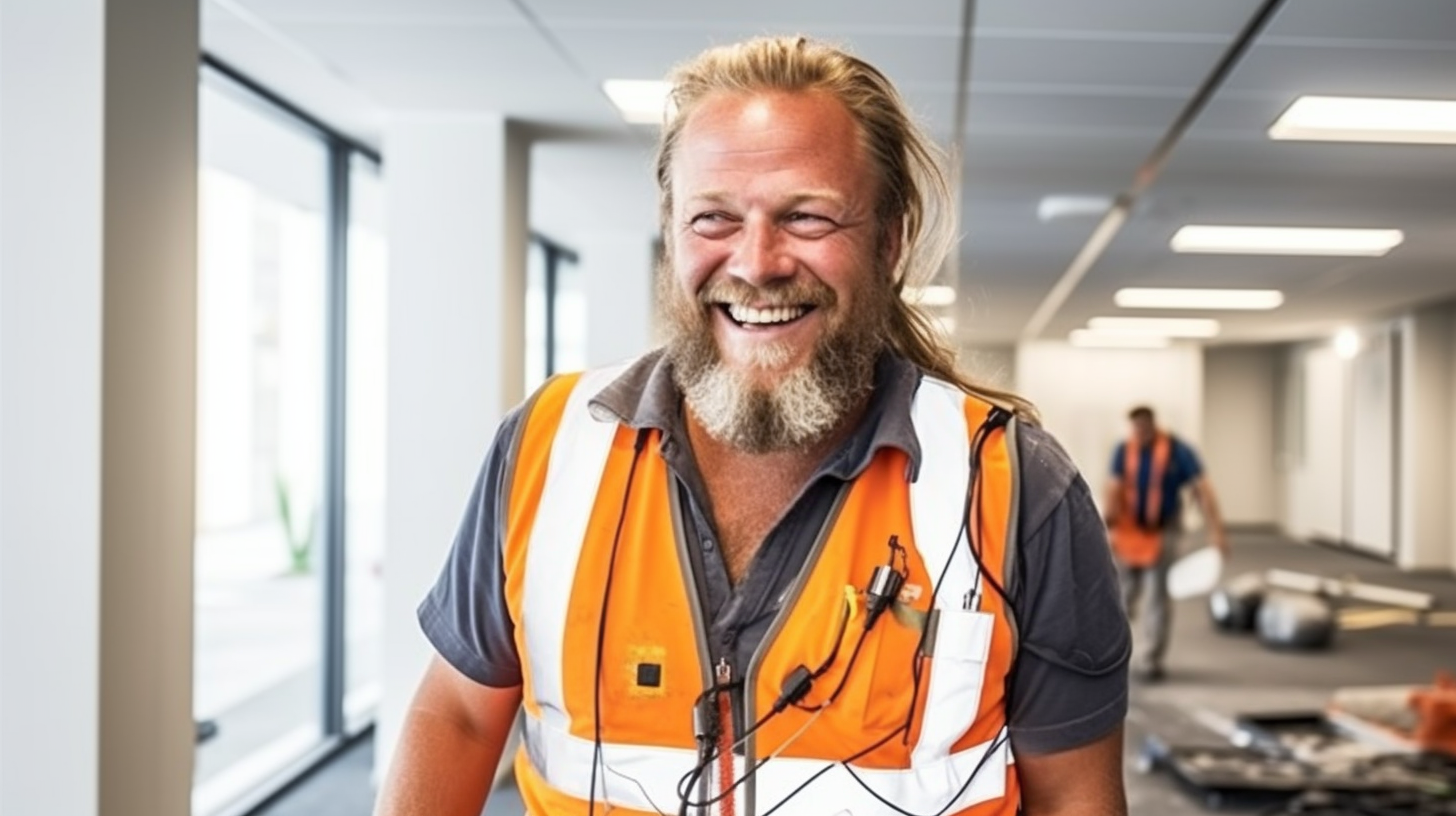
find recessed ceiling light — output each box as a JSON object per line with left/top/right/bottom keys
{"left": 1068, "top": 330, "right": 1173, "bottom": 349}
{"left": 1087, "top": 316, "right": 1220, "bottom": 338}
{"left": 1114, "top": 288, "right": 1284, "bottom": 310}
{"left": 1037, "top": 195, "right": 1113, "bottom": 222}
{"left": 1269, "top": 96, "right": 1456, "bottom": 145}
{"left": 902, "top": 285, "right": 957, "bottom": 306}
{"left": 1171, "top": 225, "right": 1403, "bottom": 257}
{"left": 602, "top": 80, "right": 672, "bottom": 125}
{"left": 1334, "top": 328, "right": 1361, "bottom": 359}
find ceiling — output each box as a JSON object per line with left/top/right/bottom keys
{"left": 203, "top": 0, "right": 1456, "bottom": 346}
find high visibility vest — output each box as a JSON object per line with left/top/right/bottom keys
{"left": 1110, "top": 434, "right": 1172, "bottom": 568}
{"left": 501, "top": 366, "right": 1023, "bottom": 816}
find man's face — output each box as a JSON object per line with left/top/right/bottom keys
{"left": 661, "top": 90, "right": 896, "bottom": 452}
{"left": 1131, "top": 416, "right": 1156, "bottom": 444}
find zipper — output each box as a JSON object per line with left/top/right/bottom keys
{"left": 716, "top": 657, "right": 736, "bottom": 816}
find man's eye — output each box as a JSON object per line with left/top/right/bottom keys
{"left": 689, "top": 213, "right": 735, "bottom": 237}
{"left": 783, "top": 212, "right": 836, "bottom": 237}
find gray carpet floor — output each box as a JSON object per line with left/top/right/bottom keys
{"left": 253, "top": 531, "right": 1456, "bottom": 816}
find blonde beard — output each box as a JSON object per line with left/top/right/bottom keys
{"left": 679, "top": 341, "right": 846, "bottom": 454}
{"left": 663, "top": 277, "right": 889, "bottom": 454}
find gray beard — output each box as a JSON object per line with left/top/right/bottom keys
{"left": 668, "top": 316, "right": 883, "bottom": 455}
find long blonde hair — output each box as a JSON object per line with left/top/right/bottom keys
{"left": 655, "top": 35, "right": 1038, "bottom": 423}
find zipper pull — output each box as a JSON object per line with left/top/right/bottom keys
{"left": 715, "top": 657, "right": 735, "bottom": 816}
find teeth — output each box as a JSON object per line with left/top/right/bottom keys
{"left": 727, "top": 304, "right": 808, "bottom": 325}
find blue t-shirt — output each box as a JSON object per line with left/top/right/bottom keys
{"left": 1109, "top": 436, "right": 1202, "bottom": 528}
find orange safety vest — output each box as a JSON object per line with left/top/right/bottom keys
{"left": 502, "top": 367, "right": 1023, "bottom": 816}
{"left": 1110, "top": 433, "right": 1172, "bottom": 568}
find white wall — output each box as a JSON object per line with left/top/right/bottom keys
{"left": 1015, "top": 342, "right": 1204, "bottom": 506}
{"left": 1203, "top": 346, "right": 1279, "bottom": 525}
{"left": 579, "top": 230, "right": 656, "bottom": 368}
{"left": 0, "top": 3, "right": 104, "bottom": 812}
{"left": 378, "top": 115, "right": 530, "bottom": 777}
{"left": 1349, "top": 329, "right": 1396, "bottom": 557}
{"left": 1399, "top": 304, "right": 1453, "bottom": 570}
{"left": 3, "top": 3, "right": 199, "bottom": 815}
{"left": 1279, "top": 326, "right": 1399, "bottom": 557}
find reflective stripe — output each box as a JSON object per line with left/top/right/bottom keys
{"left": 523, "top": 710, "right": 1010, "bottom": 816}
{"left": 909, "top": 378, "right": 987, "bottom": 765}
{"left": 521, "top": 366, "right": 628, "bottom": 730}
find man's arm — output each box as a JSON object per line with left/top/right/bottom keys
{"left": 1189, "top": 475, "right": 1229, "bottom": 556}
{"left": 1017, "top": 727, "right": 1127, "bottom": 816}
{"left": 374, "top": 655, "right": 522, "bottom": 816}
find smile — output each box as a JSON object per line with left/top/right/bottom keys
{"left": 721, "top": 303, "right": 814, "bottom": 327}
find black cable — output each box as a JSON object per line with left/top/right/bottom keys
{"left": 841, "top": 731, "right": 1011, "bottom": 816}
{"left": 759, "top": 724, "right": 912, "bottom": 816}
{"left": 588, "top": 428, "right": 651, "bottom": 816}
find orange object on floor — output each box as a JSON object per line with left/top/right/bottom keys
{"left": 1409, "top": 670, "right": 1456, "bottom": 757}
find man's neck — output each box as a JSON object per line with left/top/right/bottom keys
{"left": 683, "top": 395, "right": 872, "bottom": 583}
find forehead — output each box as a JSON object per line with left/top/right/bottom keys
{"left": 670, "top": 90, "right": 871, "bottom": 196}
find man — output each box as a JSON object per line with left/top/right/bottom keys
{"left": 376, "top": 37, "right": 1130, "bottom": 816}
{"left": 1105, "top": 405, "right": 1229, "bottom": 683}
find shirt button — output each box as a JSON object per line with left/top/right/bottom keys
{"left": 702, "top": 537, "right": 715, "bottom": 552}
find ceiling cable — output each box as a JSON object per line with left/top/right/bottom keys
{"left": 1019, "top": 0, "right": 1289, "bottom": 341}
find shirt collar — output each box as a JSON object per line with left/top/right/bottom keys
{"left": 587, "top": 348, "right": 925, "bottom": 482}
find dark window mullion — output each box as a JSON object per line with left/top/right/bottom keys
{"left": 321, "top": 140, "right": 350, "bottom": 738}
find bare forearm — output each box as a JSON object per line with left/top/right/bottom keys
{"left": 374, "top": 707, "right": 505, "bottom": 816}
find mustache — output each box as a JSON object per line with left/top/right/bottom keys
{"left": 697, "top": 277, "right": 837, "bottom": 309}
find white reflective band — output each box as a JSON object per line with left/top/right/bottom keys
{"left": 522, "top": 366, "right": 629, "bottom": 730}
{"left": 523, "top": 712, "right": 1010, "bottom": 816}
{"left": 908, "top": 378, "right": 987, "bottom": 765}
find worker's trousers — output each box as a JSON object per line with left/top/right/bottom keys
{"left": 1117, "top": 530, "right": 1178, "bottom": 672}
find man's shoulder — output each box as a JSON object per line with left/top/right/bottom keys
{"left": 1012, "top": 422, "right": 1082, "bottom": 533}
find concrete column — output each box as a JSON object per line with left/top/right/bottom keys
{"left": 579, "top": 230, "right": 657, "bottom": 367}
{"left": 0, "top": 0, "right": 198, "bottom": 814}
{"left": 1400, "top": 306, "right": 1454, "bottom": 570}
{"left": 377, "top": 115, "right": 530, "bottom": 776}
{"left": 0, "top": 2, "right": 104, "bottom": 814}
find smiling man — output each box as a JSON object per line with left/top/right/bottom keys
{"left": 376, "top": 36, "right": 1130, "bottom": 816}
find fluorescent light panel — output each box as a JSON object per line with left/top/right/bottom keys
{"left": 1087, "top": 316, "right": 1220, "bottom": 338}
{"left": 1069, "top": 330, "right": 1172, "bottom": 349}
{"left": 1270, "top": 96, "right": 1456, "bottom": 145}
{"left": 1114, "top": 287, "right": 1284, "bottom": 310}
{"left": 903, "top": 285, "right": 957, "bottom": 307}
{"left": 602, "top": 80, "right": 672, "bottom": 125}
{"left": 1171, "top": 225, "right": 1403, "bottom": 257}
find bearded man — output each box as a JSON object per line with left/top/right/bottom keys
{"left": 377, "top": 36, "right": 1130, "bottom": 816}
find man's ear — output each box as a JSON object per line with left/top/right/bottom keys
{"left": 881, "top": 216, "right": 905, "bottom": 279}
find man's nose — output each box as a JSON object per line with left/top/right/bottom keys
{"left": 725, "top": 216, "right": 794, "bottom": 286}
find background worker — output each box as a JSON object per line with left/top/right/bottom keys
{"left": 1105, "top": 405, "right": 1229, "bottom": 682}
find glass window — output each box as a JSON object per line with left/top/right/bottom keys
{"left": 553, "top": 251, "right": 587, "bottom": 374}
{"left": 193, "top": 81, "right": 329, "bottom": 814}
{"left": 344, "top": 155, "right": 386, "bottom": 731}
{"left": 525, "top": 240, "right": 549, "bottom": 392}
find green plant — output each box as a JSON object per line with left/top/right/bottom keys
{"left": 274, "top": 476, "right": 318, "bottom": 575}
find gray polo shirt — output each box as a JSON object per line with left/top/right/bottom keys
{"left": 420, "top": 350, "right": 1130, "bottom": 756}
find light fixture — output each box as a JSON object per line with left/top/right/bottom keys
{"left": 1068, "top": 330, "right": 1172, "bottom": 349}
{"left": 1334, "top": 328, "right": 1361, "bottom": 359}
{"left": 1171, "top": 225, "right": 1404, "bottom": 257}
{"left": 1037, "top": 195, "right": 1112, "bottom": 222}
{"left": 1269, "top": 96, "right": 1456, "bottom": 145}
{"left": 602, "top": 80, "right": 672, "bottom": 125}
{"left": 1114, "top": 287, "right": 1284, "bottom": 310}
{"left": 902, "top": 285, "right": 957, "bottom": 306}
{"left": 1087, "top": 316, "right": 1220, "bottom": 338}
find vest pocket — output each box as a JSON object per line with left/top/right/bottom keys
{"left": 911, "top": 610, "right": 996, "bottom": 763}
